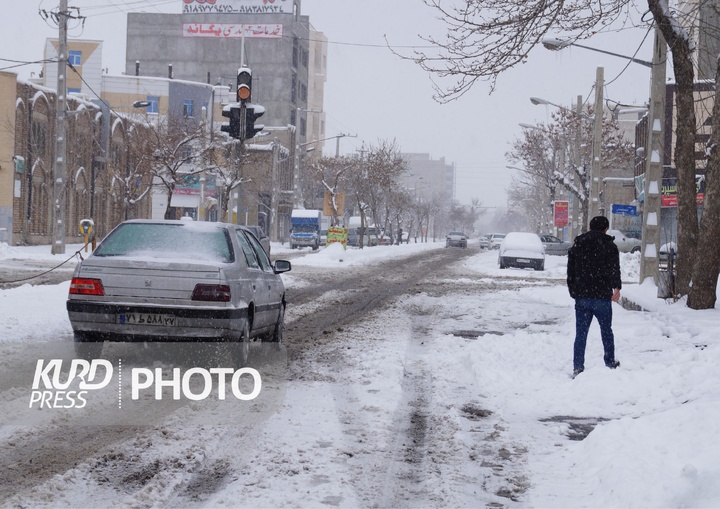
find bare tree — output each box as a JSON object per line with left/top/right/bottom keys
{"left": 363, "top": 140, "right": 409, "bottom": 232}
{"left": 147, "top": 116, "right": 219, "bottom": 220}
{"left": 308, "top": 155, "right": 357, "bottom": 226}
{"left": 407, "top": 0, "right": 713, "bottom": 306}
{"left": 508, "top": 107, "right": 634, "bottom": 233}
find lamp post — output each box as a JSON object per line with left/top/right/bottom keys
{"left": 542, "top": 33, "right": 664, "bottom": 284}
{"left": 531, "top": 67, "right": 604, "bottom": 233}
{"left": 528, "top": 96, "right": 586, "bottom": 236}
{"left": 542, "top": 38, "right": 653, "bottom": 68}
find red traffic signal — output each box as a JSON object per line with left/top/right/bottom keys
{"left": 237, "top": 67, "right": 252, "bottom": 103}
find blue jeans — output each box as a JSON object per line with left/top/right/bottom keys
{"left": 573, "top": 298, "right": 616, "bottom": 370}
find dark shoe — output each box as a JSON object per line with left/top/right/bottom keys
{"left": 606, "top": 360, "right": 620, "bottom": 369}
{"left": 572, "top": 368, "right": 584, "bottom": 379}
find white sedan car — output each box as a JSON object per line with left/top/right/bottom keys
{"left": 498, "top": 232, "right": 545, "bottom": 271}
{"left": 607, "top": 229, "right": 641, "bottom": 253}
{"left": 67, "top": 219, "right": 292, "bottom": 364}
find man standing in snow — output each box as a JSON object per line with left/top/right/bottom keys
{"left": 566, "top": 216, "right": 622, "bottom": 379}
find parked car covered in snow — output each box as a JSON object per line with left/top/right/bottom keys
{"left": 498, "top": 231, "right": 545, "bottom": 271}
{"left": 66, "top": 219, "right": 292, "bottom": 363}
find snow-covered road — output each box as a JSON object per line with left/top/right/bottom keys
{"left": 1, "top": 240, "right": 719, "bottom": 508}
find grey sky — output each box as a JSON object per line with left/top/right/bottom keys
{"left": 4, "top": 1, "right": 655, "bottom": 208}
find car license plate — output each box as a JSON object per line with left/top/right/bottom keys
{"left": 516, "top": 258, "right": 530, "bottom": 263}
{"left": 117, "top": 313, "right": 176, "bottom": 326}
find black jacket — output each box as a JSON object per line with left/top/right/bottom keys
{"left": 567, "top": 230, "right": 622, "bottom": 300}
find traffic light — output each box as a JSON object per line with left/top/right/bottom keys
{"left": 220, "top": 104, "right": 242, "bottom": 139}
{"left": 237, "top": 67, "right": 252, "bottom": 103}
{"left": 244, "top": 104, "right": 265, "bottom": 140}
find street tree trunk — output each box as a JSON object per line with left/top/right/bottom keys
{"left": 687, "top": 57, "right": 720, "bottom": 309}
{"left": 163, "top": 184, "right": 176, "bottom": 220}
{"left": 649, "top": 0, "right": 699, "bottom": 296}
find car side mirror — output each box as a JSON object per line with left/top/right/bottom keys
{"left": 274, "top": 260, "right": 292, "bottom": 274}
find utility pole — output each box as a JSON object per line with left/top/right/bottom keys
{"left": 51, "top": 0, "right": 69, "bottom": 254}
{"left": 640, "top": 27, "right": 667, "bottom": 284}
{"left": 573, "top": 94, "right": 582, "bottom": 238}
{"left": 335, "top": 133, "right": 358, "bottom": 156}
{"left": 588, "top": 66, "right": 604, "bottom": 227}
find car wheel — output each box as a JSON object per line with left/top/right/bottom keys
{"left": 231, "top": 318, "right": 251, "bottom": 368}
{"left": 499, "top": 257, "right": 506, "bottom": 269}
{"left": 73, "top": 332, "right": 103, "bottom": 360}
{"left": 535, "top": 262, "right": 545, "bottom": 271}
{"left": 631, "top": 246, "right": 641, "bottom": 254}
{"left": 268, "top": 302, "right": 285, "bottom": 344}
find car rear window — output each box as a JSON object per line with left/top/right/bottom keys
{"left": 94, "top": 223, "right": 233, "bottom": 262}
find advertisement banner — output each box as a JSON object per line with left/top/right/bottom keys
{"left": 327, "top": 227, "right": 348, "bottom": 248}
{"left": 174, "top": 174, "right": 217, "bottom": 196}
{"left": 183, "top": 23, "right": 284, "bottom": 38}
{"left": 661, "top": 177, "right": 705, "bottom": 207}
{"left": 182, "top": 0, "right": 291, "bottom": 15}
{"left": 323, "top": 192, "right": 345, "bottom": 217}
{"left": 554, "top": 201, "right": 569, "bottom": 227}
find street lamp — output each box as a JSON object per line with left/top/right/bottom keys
{"left": 542, "top": 33, "right": 665, "bottom": 285}
{"left": 542, "top": 38, "right": 653, "bottom": 68}
{"left": 531, "top": 67, "right": 604, "bottom": 233}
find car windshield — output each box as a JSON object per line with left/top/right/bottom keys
{"left": 448, "top": 231, "right": 465, "bottom": 236}
{"left": 294, "top": 225, "right": 316, "bottom": 233}
{"left": 542, "top": 235, "right": 561, "bottom": 242}
{"left": 94, "top": 223, "right": 233, "bottom": 263}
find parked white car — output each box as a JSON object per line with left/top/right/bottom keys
{"left": 487, "top": 233, "right": 506, "bottom": 250}
{"left": 498, "top": 232, "right": 545, "bottom": 271}
{"left": 539, "top": 234, "right": 571, "bottom": 256}
{"left": 607, "top": 229, "right": 641, "bottom": 253}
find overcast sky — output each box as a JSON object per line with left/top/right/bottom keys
{"left": 4, "top": 0, "right": 656, "bottom": 209}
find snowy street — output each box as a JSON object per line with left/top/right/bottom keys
{"left": 1, "top": 240, "right": 719, "bottom": 508}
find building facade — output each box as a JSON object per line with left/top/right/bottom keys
{"left": 124, "top": 0, "right": 327, "bottom": 238}
{"left": 400, "top": 153, "right": 456, "bottom": 205}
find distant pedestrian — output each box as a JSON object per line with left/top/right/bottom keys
{"left": 566, "top": 216, "right": 622, "bottom": 379}
{"left": 397, "top": 228, "right": 403, "bottom": 245}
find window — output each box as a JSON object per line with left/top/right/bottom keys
{"left": 31, "top": 122, "right": 46, "bottom": 156}
{"left": 146, "top": 96, "right": 159, "bottom": 114}
{"left": 292, "top": 37, "right": 299, "bottom": 67}
{"left": 291, "top": 73, "right": 297, "bottom": 103}
{"left": 235, "top": 230, "right": 260, "bottom": 269}
{"left": 68, "top": 50, "right": 82, "bottom": 66}
{"left": 94, "top": 223, "right": 233, "bottom": 263}
{"left": 67, "top": 88, "right": 81, "bottom": 94}
{"left": 183, "top": 100, "right": 194, "bottom": 117}
{"left": 242, "top": 231, "right": 272, "bottom": 272}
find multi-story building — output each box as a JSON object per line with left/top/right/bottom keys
{"left": 124, "top": 0, "right": 327, "bottom": 237}
{"left": 400, "top": 153, "right": 456, "bottom": 205}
